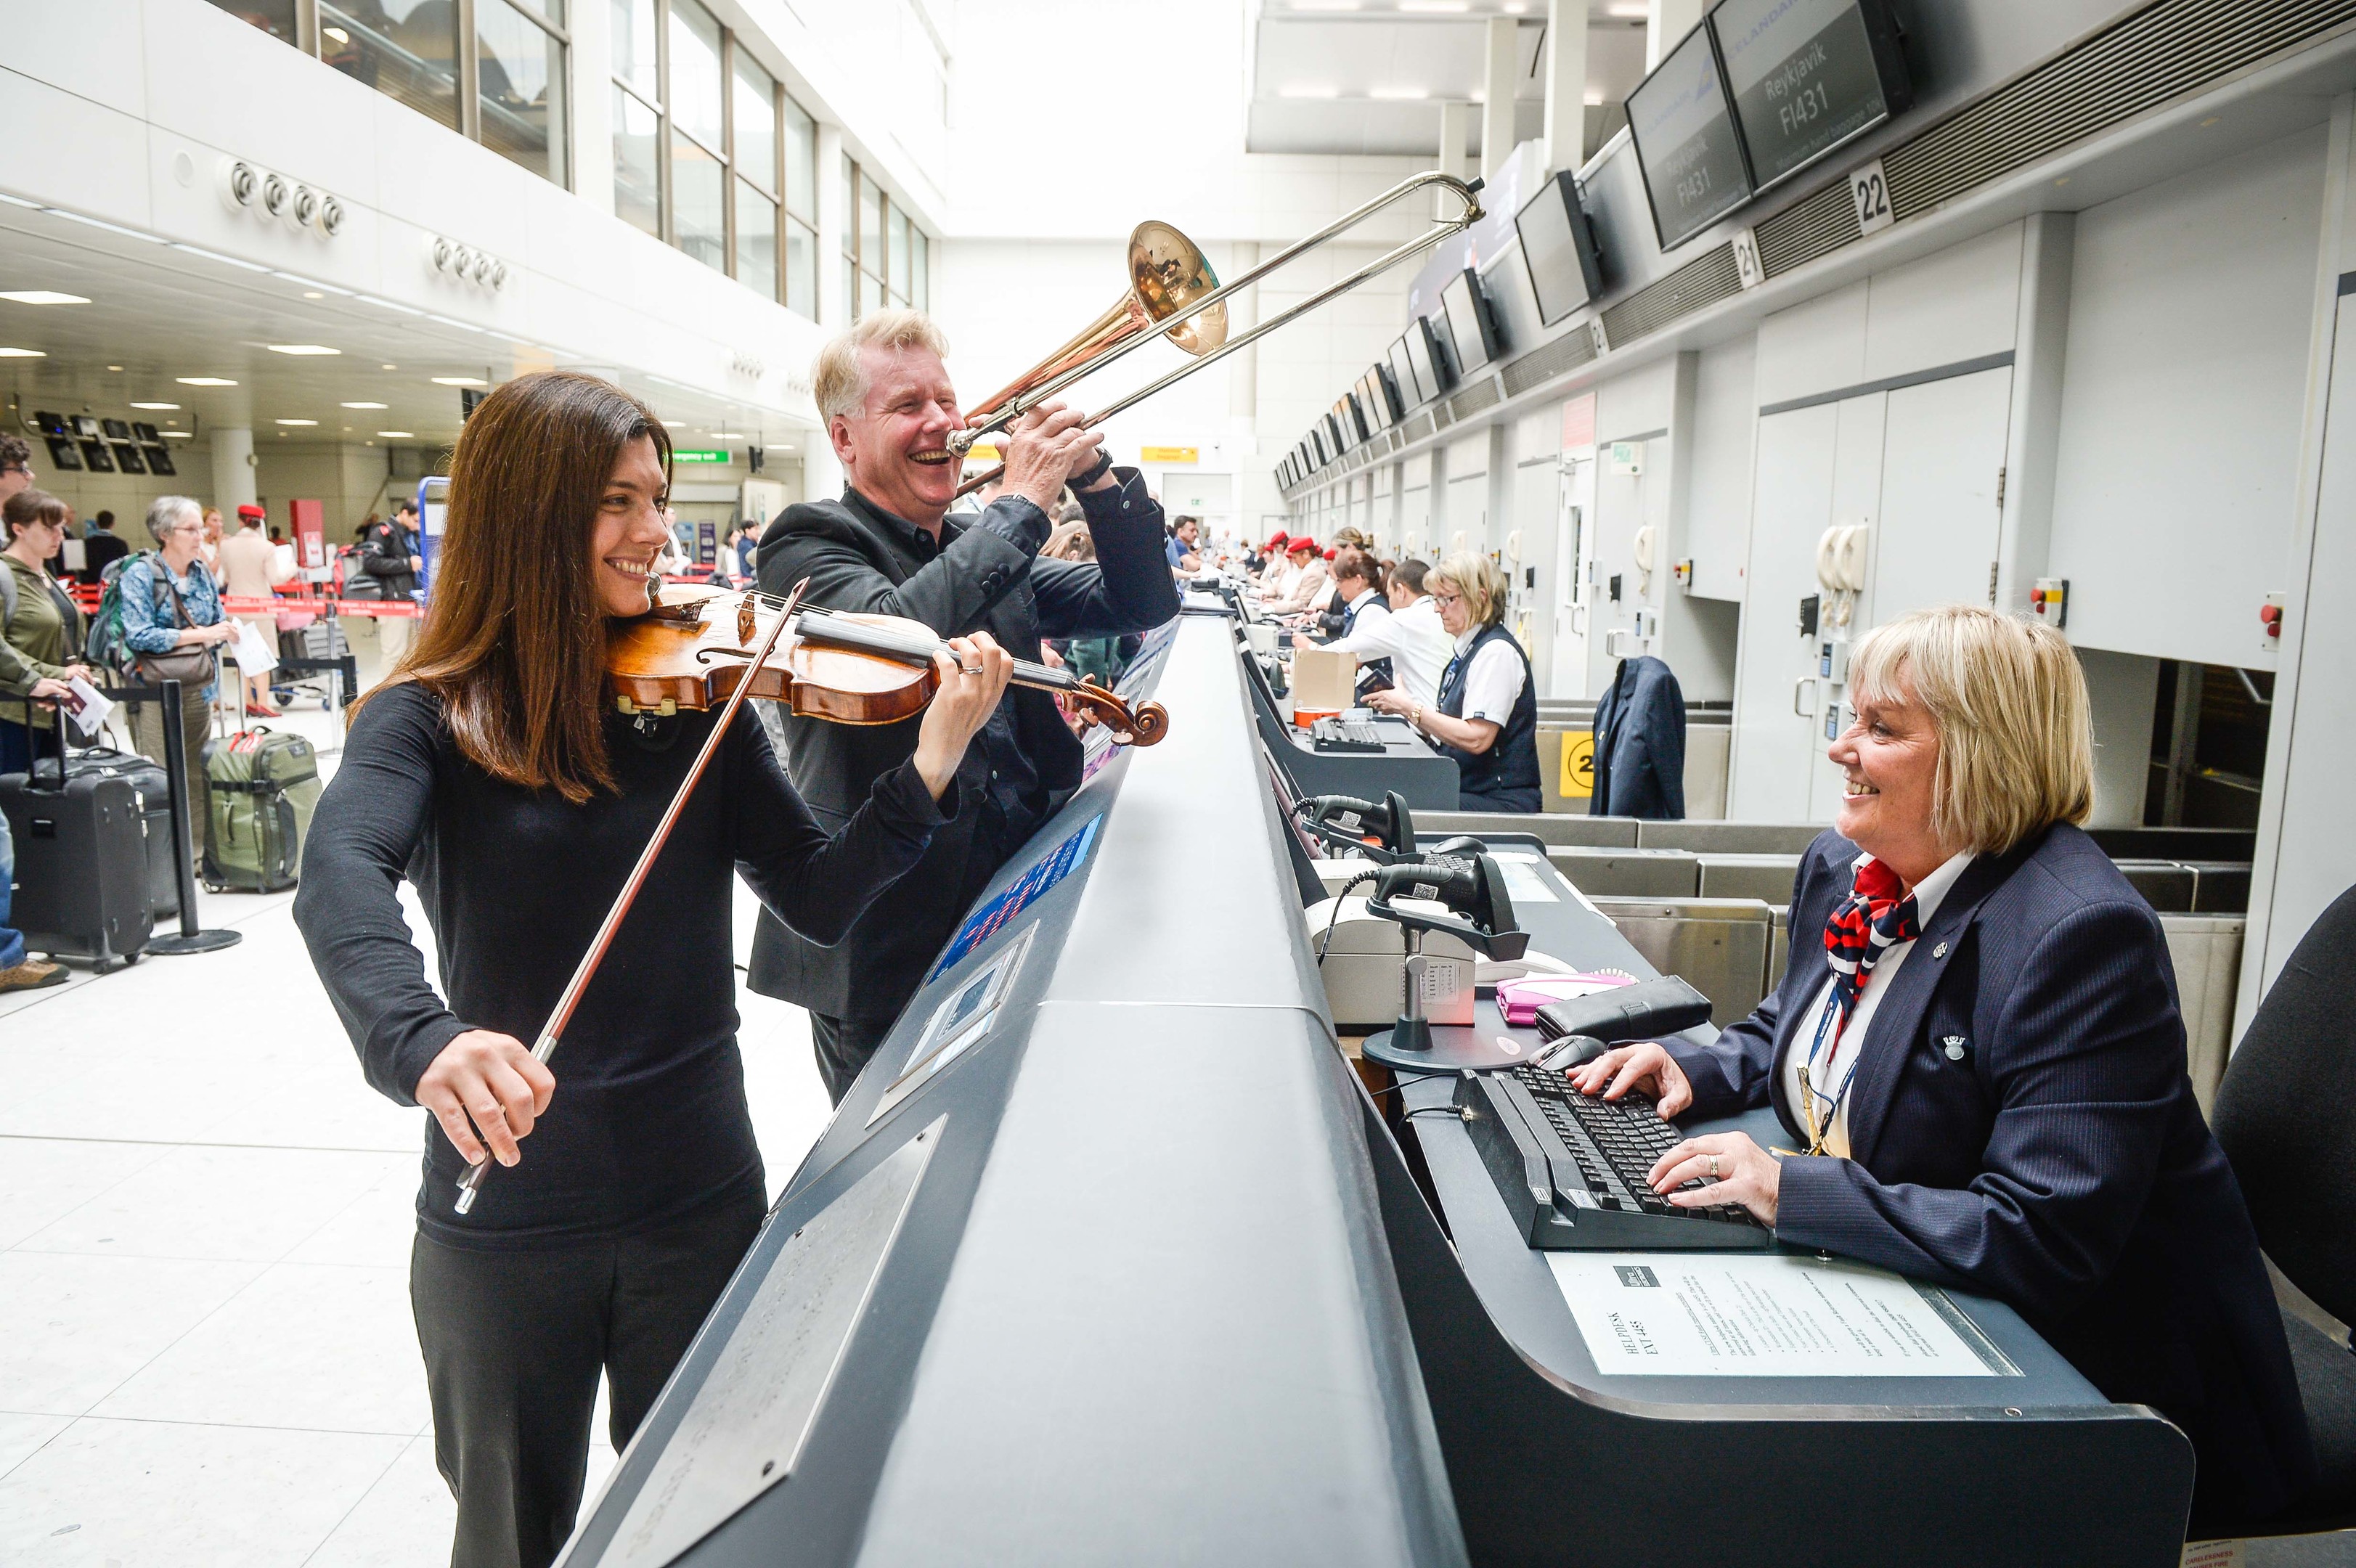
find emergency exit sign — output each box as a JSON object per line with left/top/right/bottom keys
{"left": 673, "top": 449, "right": 730, "bottom": 464}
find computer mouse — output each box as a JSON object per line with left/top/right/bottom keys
{"left": 1536, "top": 1033, "right": 1609, "bottom": 1071}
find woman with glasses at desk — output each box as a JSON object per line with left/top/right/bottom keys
{"left": 1364, "top": 552, "right": 1541, "bottom": 812}
{"left": 1570, "top": 605, "right": 2313, "bottom": 1533}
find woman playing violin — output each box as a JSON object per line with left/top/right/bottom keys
{"left": 293, "top": 371, "right": 1012, "bottom": 1568}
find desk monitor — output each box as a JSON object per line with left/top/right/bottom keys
{"left": 1515, "top": 169, "right": 1606, "bottom": 325}
{"left": 1626, "top": 21, "right": 1754, "bottom": 249}
{"left": 1713, "top": 0, "right": 1911, "bottom": 192}
{"left": 1389, "top": 334, "right": 1425, "bottom": 409}
{"left": 1408, "top": 313, "right": 1453, "bottom": 398}
{"left": 1441, "top": 268, "right": 1504, "bottom": 377}
{"left": 1423, "top": 306, "right": 1465, "bottom": 391}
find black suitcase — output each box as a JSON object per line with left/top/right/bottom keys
{"left": 64, "top": 746, "right": 179, "bottom": 921}
{"left": 0, "top": 709, "right": 155, "bottom": 971}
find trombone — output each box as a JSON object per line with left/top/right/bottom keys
{"left": 947, "top": 170, "right": 1486, "bottom": 494}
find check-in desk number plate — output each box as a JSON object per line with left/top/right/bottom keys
{"left": 592, "top": 1118, "right": 945, "bottom": 1568}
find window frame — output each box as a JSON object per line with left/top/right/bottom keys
{"left": 293, "top": 0, "right": 574, "bottom": 188}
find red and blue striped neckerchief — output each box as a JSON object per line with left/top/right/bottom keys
{"left": 1819, "top": 856, "right": 1923, "bottom": 1069}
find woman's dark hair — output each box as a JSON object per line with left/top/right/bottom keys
{"left": 361, "top": 371, "right": 671, "bottom": 804}
{"left": 2, "top": 487, "right": 69, "bottom": 542}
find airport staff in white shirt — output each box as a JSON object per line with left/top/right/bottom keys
{"left": 1326, "top": 555, "right": 1451, "bottom": 707}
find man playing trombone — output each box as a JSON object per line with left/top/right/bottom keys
{"left": 750, "top": 312, "right": 1180, "bottom": 1101}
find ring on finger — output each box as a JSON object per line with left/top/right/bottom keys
{"left": 1706, "top": 1153, "right": 1721, "bottom": 1178}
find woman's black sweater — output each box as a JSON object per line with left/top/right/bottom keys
{"left": 294, "top": 679, "right": 953, "bottom": 1250}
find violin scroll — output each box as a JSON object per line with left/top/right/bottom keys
{"left": 1065, "top": 680, "right": 1170, "bottom": 747}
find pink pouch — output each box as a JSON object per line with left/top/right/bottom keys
{"left": 1498, "top": 973, "right": 1638, "bottom": 1027}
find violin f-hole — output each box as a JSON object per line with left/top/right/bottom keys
{"left": 737, "top": 592, "right": 757, "bottom": 647}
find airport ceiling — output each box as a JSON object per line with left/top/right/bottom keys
{"left": 1247, "top": 0, "right": 1651, "bottom": 156}
{"left": 0, "top": 205, "right": 812, "bottom": 464}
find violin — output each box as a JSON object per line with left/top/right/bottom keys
{"left": 605, "top": 581, "right": 1170, "bottom": 746}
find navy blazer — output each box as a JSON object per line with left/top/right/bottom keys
{"left": 1667, "top": 823, "right": 2315, "bottom": 1528}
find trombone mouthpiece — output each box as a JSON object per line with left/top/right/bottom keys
{"left": 945, "top": 428, "right": 978, "bottom": 457}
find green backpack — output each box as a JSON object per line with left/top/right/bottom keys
{"left": 201, "top": 727, "right": 322, "bottom": 891}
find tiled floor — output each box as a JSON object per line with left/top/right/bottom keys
{"left": 0, "top": 703, "right": 839, "bottom": 1565}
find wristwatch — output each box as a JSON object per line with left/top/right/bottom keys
{"left": 1072, "top": 450, "right": 1114, "bottom": 490}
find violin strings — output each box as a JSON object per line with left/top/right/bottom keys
{"left": 684, "top": 584, "right": 1083, "bottom": 690}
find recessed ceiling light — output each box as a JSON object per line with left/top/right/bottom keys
{"left": 378, "top": 430, "right": 415, "bottom": 438}
{"left": 277, "top": 417, "right": 319, "bottom": 426}
{"left": 431, "top": 375, "right": 486, "bottom": 386}
{"left": 177, "top": 376, "right": 236, "bottom": 385}
{"left": 268, "top": 343, "right": 341, "bottom": 356}
{"left": 1371, "top": 86, "right": 1429, "bottom": 100}
{"left": 1279, "top": 83, "right": 1340, "bottom": 99}
{"left": 381, "top": 363, "right": 398, "bottom": 370}
{"left": 160, "top": 430, "right": 193, "bottom": 438}
{"left": 0, "top": 347, "right": 47, "bottom": 357}
{"left": 1288, "top": 1, "right": 1360, "bottom": 9}
{"left": 1583, "top": 89, "right": 1605, "bottom": 105}
{"left": 0, "top": 290, "right": 89, "bottom": 305}
{"left": 710, "top": 431, "right": 747, "bottom": 438}
{"left": 130, "top": 401, "right": 179, "bottom": 410}
{"left": 1397, "top": 1, "right": 1468, "bottom": 11}
{"left": 107, "top": 364, "right": 123, "bottom": 372}
{"left": 662, "top": 420, "right": 685, "bottom": 428}
{"left": 1605, "top": 1, "right": 1647, "bottom": 15}
{"left": 341, "top": 401, "right": 389, "bottom": 409}
{"left": 303, "top": 291, "right": 324, "bottom": 300}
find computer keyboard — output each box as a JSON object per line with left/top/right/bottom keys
{"left": 1452, "top": 1063, "right": 1774, "bottom": 1250}
{"left": 1310, "top": 716, "right": 1387, "bottom": 754}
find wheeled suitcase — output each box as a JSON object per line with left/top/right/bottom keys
{"left": 0, "top": 714, "right": 154, "bottom": 971}
{"left": 202, "top": 727, "right": 320, "bottom": 892}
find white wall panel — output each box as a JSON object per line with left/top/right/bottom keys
{"left": 1729, "top": 404, "right": 1838, "bottom": 821}
{"left": 1860, "top": 222, "right": 2023, "bottom": 383}
{"left": 1754, "top": 279, "right": 1867, "bottom": 410}
{"left": 2047, "top": 126, "right": 2328, "bottom": 667}
{"left": 1684, "top": 335, "right": 1756, "bottom": 602}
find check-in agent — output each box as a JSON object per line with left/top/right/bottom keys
{"left": 1572, "top": 605, "right": 2315, "bottom": 1532}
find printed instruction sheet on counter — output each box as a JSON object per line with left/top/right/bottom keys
{"left": 1548, "top": 1252, "right": 2020, "bottom": 1377}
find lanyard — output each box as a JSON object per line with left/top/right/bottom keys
{"left": 1798, "top": 981, "right": 1860, "bottom": 1156}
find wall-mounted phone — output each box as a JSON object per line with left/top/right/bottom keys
{"left": 1815, "top": 524, "right": 1868, "bottom": 592}
{"left": 1813, "top": 523, "right": 1869, "bottom": 636}
{"left": 1631, "top": 523, "right": 1655, "bottom": 597}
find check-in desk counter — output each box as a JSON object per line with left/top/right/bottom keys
{"left": 1366, "top": 838, "right": 2193, "bottom": 1565}
{"left": 1237, "top": 629, "right": 1462, "bottom": 810}
{"left": 553, "top": 615, "right": 2188, "bottom": 1568}
{"left": 555, "top": 613, "right": 1463, "bottom": 1568}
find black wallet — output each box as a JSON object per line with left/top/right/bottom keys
{"left": 1533, "top": 976, "right": 1714, "bottom": 1045}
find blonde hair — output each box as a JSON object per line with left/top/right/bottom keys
{"left": 1429, "top": 551, "right": 1508, "bottom": 629}
{"left": 1847, "top": 605, "right": 2093, "bottom": 857}
{"left": 811, "top": 311, "right": 952, "bottom": 422}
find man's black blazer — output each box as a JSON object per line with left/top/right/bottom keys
{"left": 1668, "top": 822, "right": 2315, "bottom": 1528}
{"left": 747, "top": 477, "right": 1178, "bottom": 1021}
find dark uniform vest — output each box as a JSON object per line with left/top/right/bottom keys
{"left": 1435, "top": 621, "right": 1541, "bottom": 811}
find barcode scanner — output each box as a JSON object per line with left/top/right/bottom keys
{"left": 1366, "top": 853, "right": 1530, "bottom": 1053}
{"left": 1295, "top": 791, "right": 1416, "bottom": 862}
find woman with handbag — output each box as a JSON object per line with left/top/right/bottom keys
{"left": 0, "top": 489, "right": 97, "bottom": 777}
{"left": 120, "top": 495, "right": 235, "bottom": 856}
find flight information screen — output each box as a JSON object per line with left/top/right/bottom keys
{"left": 1715, "top": 0, "right": 1900, "bottom": 189}
{"left": 1626, "top": 24, "right": 1753, "bottom": 249}
{"left": 1515, "top": 171, "right": 1601, "bottom": 324}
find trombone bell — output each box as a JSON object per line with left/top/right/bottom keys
{"left": 965, "top": 221, "right": 1226, "bottom": 426}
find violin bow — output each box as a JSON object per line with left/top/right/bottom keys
{"left": 454, "top": 579, "right": 807, "bottom": 1214}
